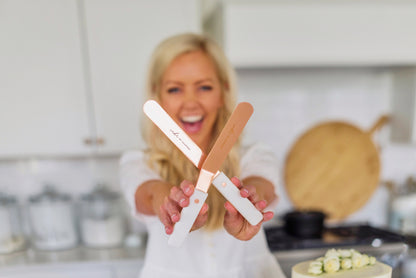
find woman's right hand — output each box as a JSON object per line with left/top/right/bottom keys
{"left": 159, "top": 180, "right": 209, "bottom": 235}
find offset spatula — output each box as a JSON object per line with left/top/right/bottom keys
{"left": 144, "top": 100, "right": 263, "bottom": 247}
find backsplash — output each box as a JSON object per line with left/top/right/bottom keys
{"left": 237, "top": 67, "right": 391, "bottom": 163}
{"left": 1, "top": 67, "right": 415, "bottom": 228}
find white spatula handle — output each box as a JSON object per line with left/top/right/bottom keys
{"left": 168, "top": 189, "right": 208, "bottom": 247}
{"left": 213, "top": 172, "right": 263, "bottom": 226}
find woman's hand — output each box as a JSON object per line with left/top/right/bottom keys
{"left": 158, "top": 180, "right": 209, "bottom": 235}
{"left": 223, "top": 177, "right": 274, "bottom": 241}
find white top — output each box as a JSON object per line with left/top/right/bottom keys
{"left": 119, "top": 143, "right": 286, "bottom": 278}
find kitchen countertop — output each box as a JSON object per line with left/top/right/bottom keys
{"left": 0, "top": 245, "right": 145, "bottom": 268}
{"left": 0, "top": 245, "right": 146, "bottom": 278}
{"left": 0, "top": 241, "right": 410, "bottom": 278}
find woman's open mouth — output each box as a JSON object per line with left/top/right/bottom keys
{"left": 180, "top": 115, "right": 204, "bottom": 134}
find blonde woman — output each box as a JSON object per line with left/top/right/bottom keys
{"left": 120, "top": 33, "right": 286, "bottom": 278}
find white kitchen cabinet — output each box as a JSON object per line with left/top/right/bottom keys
{"left": 0, "top": 0, "right": 91, "bottom": 157}
{"left": 206, "top": 0, "right": 416, "bottom": 68}
{"left": 83, "top": 0, "right": 201, "bottom": 154}
{"left": 0, "top": 0, "right": 201, "bottom": 158}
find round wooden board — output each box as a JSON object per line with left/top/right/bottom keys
{"left": 284, "top": 120, "right": 384, "bottom": 220}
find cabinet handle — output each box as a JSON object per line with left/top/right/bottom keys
{"left": 84, "top": 137, "right": 105, "bottom": 146}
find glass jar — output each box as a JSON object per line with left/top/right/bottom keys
{"left": 27, "top": 185, "right": 78, "bottom": 250}
{"left": 389, "top": 177, "right": 416, "bottom": 235}
{"left": 79, "top": 185, "right": 126, "bottom": 248}
{"left": 402, "top": 249, "right": 416, "bottom": 278}
{"left": 0, "top": 193, "right": 26, "bottom": 254}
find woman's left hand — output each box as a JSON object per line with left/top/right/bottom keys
{"left": 223, "top": 177, "right": 274, "bottom": 241}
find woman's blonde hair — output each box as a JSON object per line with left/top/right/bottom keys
{"left": 142, "top": 33, "right": 240, "bottom": 230}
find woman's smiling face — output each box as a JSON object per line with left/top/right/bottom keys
{"left": 160, "top": 50, "right": 223, "bottom": 152}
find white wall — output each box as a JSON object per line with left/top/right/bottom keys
{"left": 237, "top": 67, "right": 391, "bottom": 163}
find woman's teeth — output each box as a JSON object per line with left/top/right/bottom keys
{"left": 181, "top": 115, "right": 203, "bottom": 123}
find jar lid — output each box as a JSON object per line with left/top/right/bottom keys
{"left": 81, "top": 184, "right": 120, "bottom": 202}
{"left": 0, "top": 193, "right": 17, "bottom": 206}
{"left": 29, "top": 185, "right": 71, "bottom": 204}
{"left": 80, "top": 184, "right": 121, "bottom": 220}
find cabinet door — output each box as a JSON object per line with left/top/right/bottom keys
{"left": 0, "top": 0, "right": 91, "bottom": 157}
{"left": 209, "top": 0, "right": 416, "bottom": 67}
{"left": 83, "top": 0, "right": 201, "bottom": 154}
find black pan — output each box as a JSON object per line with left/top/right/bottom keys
{"left": 283, "top": 210, "right": 326, "bottom": 239}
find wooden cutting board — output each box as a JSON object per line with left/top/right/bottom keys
{"left": 284, "top": 116, "right": 389, "bottom": 220}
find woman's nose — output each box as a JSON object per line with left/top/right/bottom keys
{"left": 183, "top": 89, "right": 198, "bottom": 103}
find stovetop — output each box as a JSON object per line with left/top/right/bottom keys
{"left": 265, "top": 224, "right": 407, "bottom": 251}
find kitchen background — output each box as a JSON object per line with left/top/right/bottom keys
{"left": 1, "top": 0, "right": 416, "bottom": 277}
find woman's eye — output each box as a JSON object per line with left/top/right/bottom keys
{"left": 167, "top": 87, "right": 180, "bottom": 94}
{"left": 199, "top": 85, "right": 213, "bottom": 91}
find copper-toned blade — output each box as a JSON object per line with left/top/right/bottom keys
{"left": 202, "top": 102, "right": 253, "bottom": 174}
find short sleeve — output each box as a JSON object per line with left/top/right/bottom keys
{"left": 239, "top": 143, "right": 280, "bottom": 209}
{"left": 119, "top": 150, "right": 160, "bottom": 220}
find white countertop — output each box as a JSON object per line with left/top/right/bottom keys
{"left": 0, "top": 246, "right": 145, "bottom": 278}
